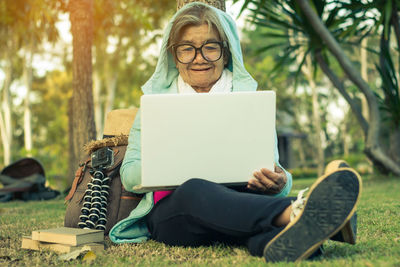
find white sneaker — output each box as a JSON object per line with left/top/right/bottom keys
{"left": 290, "top": 188, "right": 309, "bottom": 222}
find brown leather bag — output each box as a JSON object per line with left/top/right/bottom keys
{"left": 64, "top": 137, "right": 142, "bottom": 234}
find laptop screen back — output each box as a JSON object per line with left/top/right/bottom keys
{"left": 140, "top": 91, "right": 276, "bottom": 189}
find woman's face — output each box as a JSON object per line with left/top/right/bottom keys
{"left": 175, "top": 24, "right": 226, "bottom": 93}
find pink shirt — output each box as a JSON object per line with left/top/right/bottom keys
{"left": 153, "top": 190, "right": 173, "bottom": 204}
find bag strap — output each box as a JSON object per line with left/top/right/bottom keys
{"left": 64, "top": 149, "right": 125, "bottom": 202}
{"left": 65, "top": 158, "right": 91, "bottom": 202}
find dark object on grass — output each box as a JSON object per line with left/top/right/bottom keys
{"left": 0, "top": 158, "right": 59, "bottom": 202}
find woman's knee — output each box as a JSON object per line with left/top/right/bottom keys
{"left": 173, "top": 178, "right": 212, "bottom": 201}
{"left": 181, "top": 178, "right": 209, "bottom": 188}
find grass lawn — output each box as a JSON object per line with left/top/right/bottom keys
{"left": 1, "top": 174, "right": 399, "bottom": 266}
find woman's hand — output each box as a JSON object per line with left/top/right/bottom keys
{"left": 247, "top": 165, "right": 287, "bottom": 194}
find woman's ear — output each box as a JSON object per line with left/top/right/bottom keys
{"left": 223, "top": 49, "right": 230, "bottom": 67}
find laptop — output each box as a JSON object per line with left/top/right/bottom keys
{"left": 133, "top": 91, "right": 276, "bottom": 192}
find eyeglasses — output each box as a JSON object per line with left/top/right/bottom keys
{"left": 174, "top": 41, "right": 225, "bottom": 64}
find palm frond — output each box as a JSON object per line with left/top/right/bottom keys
{"left": 255, "top": 42, "right": 290, "bottom": 54}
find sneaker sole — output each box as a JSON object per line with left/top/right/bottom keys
{"left": 331, "top": 210, "right": 357, "bottom": 244}
{"left": 325, "top": 160, "right": 358, "bottom": 245}
{"left": 324, "top": 160, "right": 350, "bottom": 175}
{"left": 263, "top": 168, "right": 362, "bottom": 262}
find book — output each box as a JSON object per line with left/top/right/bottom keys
{"left": 31, "top": 227, "right": 104, "bottom": 246}
{"left": 21, "top": 236, "right": 104, "bottom": 253}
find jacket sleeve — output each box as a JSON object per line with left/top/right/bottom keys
{"left": 273, "top": 132, "right": 292, "bottom": 197}
{"left": 120, "top": 109, "right": 142, "bottom": 193}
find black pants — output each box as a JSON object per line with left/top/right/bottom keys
{"left": 146, "top": 178, "right": 294, "bottom": 256}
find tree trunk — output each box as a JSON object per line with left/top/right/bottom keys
{"left": 297, "top": 0, "right": 400, "bottom": 176}
{"left": 311, "top": 84, "right": 324, "bottom": 176}
{"left": 23, "top": 49, "right": 33, "bottom": 156}
{"left": 360, "top": 37, "right": 369, "bottom": 122}
{"left": 341, "top": 121, "right": 350, "bottom": 157}
{"left": 389, "top": 126, "right": 400, "bottom": 164}
{"left": 104, "top": 71, "right": 117, "bottom": 121}
{"left": 302, "top": 58, "right": 324, "bottom": 176}
{"left": 68, "top": 0, "right": 96, "bottom": 184}
{"left": 0, "top": 55, "right": 13, "bottom": 166}
{"left": 67, "top": 98, "right": 75, "bottom": 184}
{"left": 0, "top": 112, "right": 10, "bottom": 166}
{"left": 379, "top": 18, "right": 400, "bottom": 165}
{"left": 315, "top": 52, "right": 368, "bottom": 134}
{"left": 288, "top": 27, "right": 325, "bottom": 173}
{"left": 295, "top": 138, "right": 306, "bottom": 168}
{"left": 177, "top": 0, "right": 225, "bottom": 11}
{"left": 103, "top": 38, "right": 121, "bottom": 133}
{"left": 93, "top": 69, "right": 103, "bottom": 140}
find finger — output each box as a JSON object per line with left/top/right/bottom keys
{"left": 248, "top": 177, "right": 265, "bottom": 190}
{"left": 259, "top": 168, "right": 281, "bottom": 184}
{"left": 253, "top": 171, "right": 280, "bottom": 191}
{"left": 247, "top": 183, "right": 260, "bottom": 191}
{"left": 251, "top": 177, "right": 279, "bottom": 194}
{"left": 260, "top": 168, "right": 284, "bottom": 184}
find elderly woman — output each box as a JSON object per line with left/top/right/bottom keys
{"left": 109, "top": 2, "right": 361, "bottom": 262}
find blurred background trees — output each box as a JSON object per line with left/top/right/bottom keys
{"left": 0, "top": 0, "right": 175, "bottom": 187}
{"left": 0, "top": 0, "right": 399, "bottom": 190}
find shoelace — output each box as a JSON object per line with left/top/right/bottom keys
{"left": 290, "top": 187, "right": 309, "bottom": 222}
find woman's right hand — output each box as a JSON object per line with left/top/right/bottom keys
{"left": 247, "top": 165, "right": 287, "bottom": 194}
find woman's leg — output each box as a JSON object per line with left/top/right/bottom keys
{"left": 273, "top": 205, "right": 292, "bottom": 227}
{"left": 146, "top": 178, "right": 294, "bottom": 252}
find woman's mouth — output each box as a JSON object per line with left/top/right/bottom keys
{"left": 191, "top": 67, "right": 212, "bottom": 72}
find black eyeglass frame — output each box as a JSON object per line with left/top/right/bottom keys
{"left": 173, "top": 41, "right": 227, "bottom": 64}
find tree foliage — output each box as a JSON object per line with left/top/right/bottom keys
{"left": 91, "top": 0, "right": 175, "bottom": 138}
{"left": 236, "top": 0, "right": 400, "bottom": 175}
{"left": 0, "top": 0, "right": 175, "bottom": 188}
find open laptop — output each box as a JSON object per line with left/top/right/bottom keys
{"left": 133, "top": 91, "right": 276, "bottom": 192}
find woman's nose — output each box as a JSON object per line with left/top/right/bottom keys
{"left": 192, "top": 49, "right": 206, "bottom": 63}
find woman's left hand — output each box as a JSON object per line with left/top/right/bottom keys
{"left": 247, "top": 165, "right": 287, "bottom": 194}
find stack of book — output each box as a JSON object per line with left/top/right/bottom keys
{"left": 21, "top": 227, "right": 104, "bottom": 253}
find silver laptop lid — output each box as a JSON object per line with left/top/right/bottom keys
{"left": 139, "top": 91, "right": 276, "bottom": 189}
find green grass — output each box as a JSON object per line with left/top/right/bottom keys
{"left": 1, "top": 175, "right": 400, "bottom": 266}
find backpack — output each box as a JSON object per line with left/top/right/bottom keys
{"left": 64, "top": 109, "right": 142, "bottom": 234}
{"left": 0, "top": 158, "right": 59, "bottom": 202}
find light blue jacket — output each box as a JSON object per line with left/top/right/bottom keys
{"left": 109, "top": 2, "right": 292, "bottom": 244}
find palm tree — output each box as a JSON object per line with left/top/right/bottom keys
{"left": 296, "top": 0, "right": 400, "bottom": 175}
{"left": 237, "top": 0, "right": 400, "bottom": 175}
